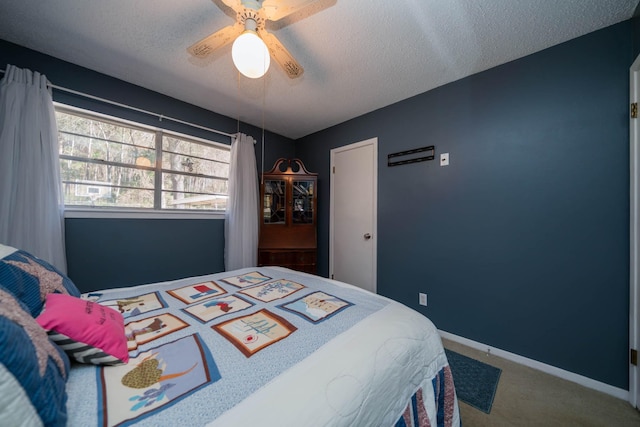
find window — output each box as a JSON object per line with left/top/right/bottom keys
{"left": 56, "top": 107, "right": 230, "bottom": 212}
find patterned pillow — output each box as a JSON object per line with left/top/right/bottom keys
{"left": 0, "top": 286, "right": 70, "bottom": 426}
{"left": 0, "top": 243, "right": 81, "bottom": 316}
{"left": 37, "top": 293, "right": 129, "bottom": 365}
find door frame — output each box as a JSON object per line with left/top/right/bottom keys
{"left": 630, "top": 53, "right": 640, "bottom": 409}
{"left": 329, "top": 138, "right": 378, "bottom": 291}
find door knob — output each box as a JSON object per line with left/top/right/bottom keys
{"left": 364, "top": 233, "right": 371, "bottom": 240}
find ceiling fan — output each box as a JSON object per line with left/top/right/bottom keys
{"left": 188, "top": 0, "right": 317, "bottom": 79}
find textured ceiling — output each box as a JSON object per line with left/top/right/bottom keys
{"left": 0, "top": 0, "right": 638, "bottom": 139}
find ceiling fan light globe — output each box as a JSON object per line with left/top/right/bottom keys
{"left": 232, "top": 30, "right": 271, "bottom": 79}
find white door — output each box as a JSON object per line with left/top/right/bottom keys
{"left": 630, "top": 54, "right": 640, "bottom": 409}
{"left": 330, "top": 138, "right": 377, "bottom": 293}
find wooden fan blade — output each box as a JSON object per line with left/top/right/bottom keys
{"left": 219, "top": 0, "right": 244, "bottom": 12}
{"left": 213, "top": 0, "right": 243, "bottom": 18}
{"left": 261, "top": 0, "right": 319, "bottom": 22}
{"left": 187, "top": 23, "right": 243, "bottom": 58}
{"left": 258, "top": 30, "right": 304, "bottom": 78}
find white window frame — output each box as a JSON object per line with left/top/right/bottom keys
{"left": 55, "top": 103, "right": 229, "bottom": 220}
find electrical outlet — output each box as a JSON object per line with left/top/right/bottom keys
{"left": 419, "top": 293, "right": 427, "bottom": 306}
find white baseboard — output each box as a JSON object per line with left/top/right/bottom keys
{"left": 439, "top": 330, "right": 629, "bottom": 401}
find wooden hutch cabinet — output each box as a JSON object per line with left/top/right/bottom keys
{"left": 258, "top": 158, "right": 317, "bottom": 274}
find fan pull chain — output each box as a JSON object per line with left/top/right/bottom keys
{"left": 236, "top": 70, "right": 241, "bottom": 135}
{"left": 261, "top": 63, "right": 266, "bottom": 185}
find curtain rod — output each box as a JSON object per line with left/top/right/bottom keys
{"left": 0, "top": 68, "right": 235, "bottom": 139}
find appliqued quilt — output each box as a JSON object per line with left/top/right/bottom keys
{"left": 67, "top": 267, "right": 391, "bottom": 426}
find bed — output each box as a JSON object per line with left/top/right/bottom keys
{"left": 0, "top": 243, "right": 460, "bottom": 427}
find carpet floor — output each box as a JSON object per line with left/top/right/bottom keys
{"left": 442, "top": 338, "right": 640, "bottom": 426}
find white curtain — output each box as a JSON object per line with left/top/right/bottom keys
{"left": 0, "top": 65, "right": 67, "bottom": 272}
{"left": 224, "top": 132, "right": 259, "bottom": 270}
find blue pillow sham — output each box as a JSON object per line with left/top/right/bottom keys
{"left": 0, "top": 243, "right": 81, "bottom": 316}
{"left": 0, "top": 285, "right": 70, "bottom": 426}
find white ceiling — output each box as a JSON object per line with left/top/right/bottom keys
{"left": 0, "top": 0, "right": 638, "bottom": 139}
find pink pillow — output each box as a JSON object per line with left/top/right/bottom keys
{"left": 37, "top": 293, "right": 129, "bottom": 365}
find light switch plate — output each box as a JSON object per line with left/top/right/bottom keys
{"left": 419, "top": 293, "right": 427, "bottom": 306}
{"left": 440, "top": 153, "right": 449, "bottom": 166}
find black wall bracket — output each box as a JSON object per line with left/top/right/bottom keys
{"left": 387, "top": 145, "right": 435, "bottom": 167}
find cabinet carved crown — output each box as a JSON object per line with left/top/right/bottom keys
{"left": 258, "top": 158, "right": 317, "bottom": 274}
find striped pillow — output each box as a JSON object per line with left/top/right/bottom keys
{"left": 36, "top": 293, "right": 129, "bottom": 365}
{"left": 47, "top": 330, "right": 126, "bottom": 366}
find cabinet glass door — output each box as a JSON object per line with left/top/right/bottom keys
{"left": 292, "top": 180, "right": 314, "bottom": 224}
{"left": 264, "top": 179, "right": 286, "bottom": 224}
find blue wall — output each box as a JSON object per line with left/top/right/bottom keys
{"left": 296, "top": 21, "right": 633, "bottom": 389}
{"left": 0, "top": 39, "right": 295, "bottom": 291}
{"left": 65, "top": 219, "right": 225, "bottom": 291}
